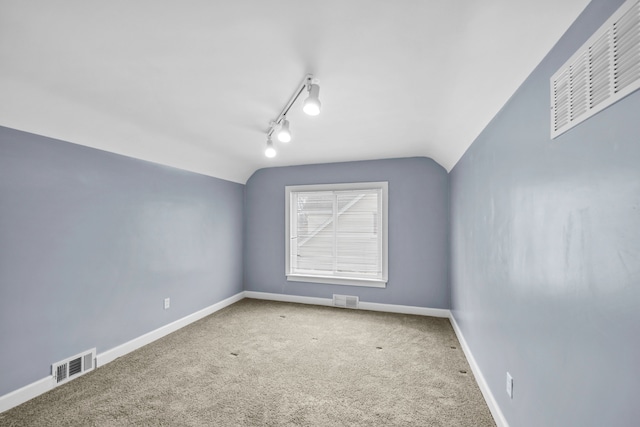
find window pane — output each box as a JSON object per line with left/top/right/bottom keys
{"left": 336, "top": 190, "right": 381, "bottom": 277}
{"left": 294, "top": 192, "right": 334, "bottom": 274}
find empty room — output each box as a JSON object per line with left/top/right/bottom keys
{"left": 1, "top": 0, "right": 639, "bottom": 426}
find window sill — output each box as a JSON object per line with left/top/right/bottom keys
{"left": 286, "top": 274, "right": 387, "bottom": 288}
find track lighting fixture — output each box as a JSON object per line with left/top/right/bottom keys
{"left": 265, "top": 136, "right": 276, "bottom": 158}
{"left": 264, "top": 74, "right": 321, "bottom": 157}
{"left": 277, "top": 118, "right": 291, "bottom": 143}
{"left": 303, "top": 83, "right": 321, "bottom": 116}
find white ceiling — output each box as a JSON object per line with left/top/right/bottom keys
{"left": 0, "top": 0, "right": 590, "bottom": 184}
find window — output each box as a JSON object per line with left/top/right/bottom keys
{"left": 285, "top": 182, "right": 388, "bottom": 287}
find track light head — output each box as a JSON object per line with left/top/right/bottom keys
{"left": 264, "top": 74, "right": 322, "bottom": 156}
{"left": 265, "top": 137, "right": 276, "bottom": 158}
{"left": 303, "top": 83, "right": 321, "bottom": 116}
{"left": 277, "top": 118, "right": 291, "bottom": 143}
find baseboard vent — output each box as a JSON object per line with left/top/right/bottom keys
{"left": 333, "top": 294, "right": 359, "bottom": 309}
{"left": 51, "top": 348, "right": 96, "bottom": 386}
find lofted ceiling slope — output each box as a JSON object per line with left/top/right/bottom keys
{"left": 0, "top": 1, "right": 590, "bottom": 183}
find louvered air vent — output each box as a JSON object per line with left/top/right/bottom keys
{"left": 551, "top": 0, "right": 640, "bottom": 138}
{"left": 51, "top": 348, "right": 96, "bottom": 386}
{"left": 333, "top": 294, "right": 359, "bottom": 309}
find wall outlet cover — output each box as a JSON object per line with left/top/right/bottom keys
{"left": 506, "top": 372, "right": 513, "bottom": 399}
{"left": 164, "top": 298, "right": 170, "bottom": 309}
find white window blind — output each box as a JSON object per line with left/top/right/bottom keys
{"left": 285, "top": 182, "right": 388, "bottom": 288}
{"left": 551, "top": 0, "right": 640, "bottom": 138}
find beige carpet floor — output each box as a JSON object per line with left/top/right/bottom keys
{"left": 0, "top": 299, "right": 495, "bottom": 426}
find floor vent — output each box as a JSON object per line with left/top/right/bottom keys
{"left": 52, "top": 348, "right": 96, "bottom": 386}
{"left": 333, "top": 294, "right": 359, "bottom": 309}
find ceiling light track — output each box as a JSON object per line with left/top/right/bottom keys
{"left": 264, "top": 74, "right": 321, "bottom": 157}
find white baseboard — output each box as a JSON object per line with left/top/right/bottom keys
{"left": 243, "top": 291, "right": 450, "bottom": 318}
{"left": 359, "top": 301, "right": 450, "bottom": 318}
{"left": 0, "top": 376, "right": 53, "bottom": 414}
{"left": 1, "top": 290, "right": 503, "bottom": 427}
{"left": 97, "top": 292, "right": 244, "bottom": 367}
{"left": 449, "top": 314, "right": 509, "bottom": 427}
{"left": 0, "top": 291, "right": 244, "bottom": 414}
{"left": 243, "top": 291, "right": 333, "bottom": 307}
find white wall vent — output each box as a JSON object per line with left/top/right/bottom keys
{"left": 551, "top": 0, "right": 640, "bottom": 138}
{"left": 333, "top": 294, "right": 359, "bottom": 309}
{"left": 51, "top": 348, "right": 96, "bottom": 386}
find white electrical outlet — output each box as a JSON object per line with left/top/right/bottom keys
{"left": 506, "top": 372, "right": 513, "bottom": 399}
{"left": 164, "top": 298, "right": 170, "bottom": 309}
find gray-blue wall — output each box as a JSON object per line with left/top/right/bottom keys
{"left": 0, "top": 126, "right": 244, "bottom": 396}
{"left": 450, "top": 0, "right": 640, "bottom": 425}
{"left": 244, "top": 157, "right": 450, "bottom": 308}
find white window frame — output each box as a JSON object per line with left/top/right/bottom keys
{"left": 285, "top": 182, "right": 388, "bottom": 288}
